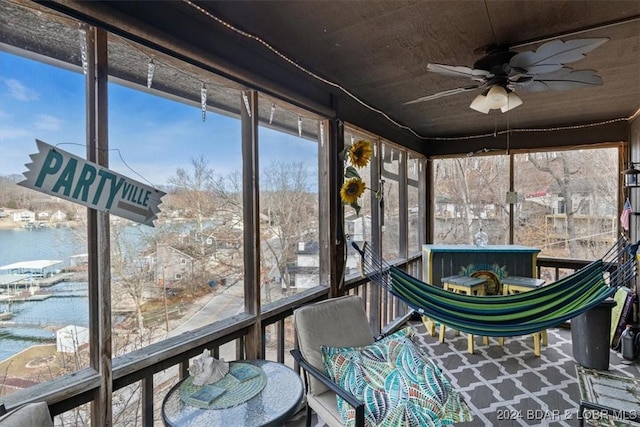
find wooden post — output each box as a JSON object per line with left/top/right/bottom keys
{"left": 329, "top": 118, "right": 345, "bottom": 298}
{"left": 86, "top": 26, "right": 113, "bottom": 425}
{"left": 242, "top": 90, "right": 262, "bottom": 360}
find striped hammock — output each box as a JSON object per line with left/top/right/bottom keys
{"left": 354, "top": 237, "right": 637, "bottom": 337}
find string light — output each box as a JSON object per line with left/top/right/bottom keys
{"left": 32, "top": 3, "right": 638, "bottom": 146}
{"left": 78, "top": 25, "right": 88, "bottom": 75}
{"left": 181, "top": 0, "right": 425, "bottom": 139}
{"left": 427, "top": 117, "right": 629, "bottom": 141}
{"left": 147, "top": 59, "right": 155, "bottom": 88}
{"left": 200, "top": 83, "right": 207, "bottom": 122}
{"left": 269, "top": 103, "right": 276, "bottom": 124}
{"left": 242, "top": 91, "right": 252, "bottom": 117}
{"left": 350, "top": 135, "right": 354, "bottom": 145}
{"left": 298, "top": 116, "right": 302, "bottom": 137}
{"left": 181, "top": 0, "right": 635, "bottom": 141}
{"left": 119, "top": 32, "right": 318, "bottom": 132}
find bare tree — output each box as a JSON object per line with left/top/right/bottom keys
{"left": 168, "top": 156, "right": 218, "bottom": 235}
{"left": 110, "top": 222, "right": 151, "bottom": 332}
{"left": 260, "top": 160, "right": 317, "bottom": 299}
{"left": 167, "top": 157, "right": 244, "bottom": 292}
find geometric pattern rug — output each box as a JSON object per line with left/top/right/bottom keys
{"left": 409, "top": 320, "right": 640, "bottom": 427}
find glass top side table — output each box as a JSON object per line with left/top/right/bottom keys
{"left": 162, "top": 359, "right": 303, "bottom": 427}
{"left": 576, "top": 365, "right": 640, "bottom": 427}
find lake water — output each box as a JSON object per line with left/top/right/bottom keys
{"left": 0, "top": 227, "right": 89, "bottom": 361}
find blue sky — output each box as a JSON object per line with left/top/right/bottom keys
{"left": 0, "top": 50, "right": 318, "bottom": 188}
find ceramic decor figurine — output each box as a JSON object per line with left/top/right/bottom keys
{"left": 189, "top": 348, "right": 230, "bottom": 386}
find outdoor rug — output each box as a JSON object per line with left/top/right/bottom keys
{"left": 409, "top": 321, "right": 640, "bottom": 427}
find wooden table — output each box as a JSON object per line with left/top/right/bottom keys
{"left": 162, "top": 360, "right": 303, "bottom": 427}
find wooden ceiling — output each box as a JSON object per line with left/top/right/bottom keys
{"left": 9, "top": 1, "right": 640, "bottom": 155}
{"left": 192, "top": 1, "right": 640, "bottom": 145}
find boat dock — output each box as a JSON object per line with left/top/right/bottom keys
{"left": 0, "top": 292, "right": 51, "bottom": 302}
{"left": 0, "top": 260, "right": 76, "bottom": 291}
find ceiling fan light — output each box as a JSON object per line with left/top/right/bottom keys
{"left": 469, "top": 94, "right": 490, "bottom": 114}
{"left": 500, "top": 92, "right": 523, "bottom": 112}
{"left": 485, "top": 85, "right": 508, "bottom": 108}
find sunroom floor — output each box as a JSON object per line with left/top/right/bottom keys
{"left": 286, "top": 321, "right": 640, "bottom": 427}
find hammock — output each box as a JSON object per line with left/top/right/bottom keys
{"left": 354, "top": 237, "right": 638, "bottom": 337}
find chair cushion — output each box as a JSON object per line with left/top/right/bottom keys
{"left": 0, "top": 402, "right": 53, "bottom": 427}
{"left": 307, "top": 390, "right": 344, "bottom": 427}
{"left": 322, "top": 327, "right": 473, "bottom": 426}
{"left": 294, "top": 295, "right": 375, "bottom": 396}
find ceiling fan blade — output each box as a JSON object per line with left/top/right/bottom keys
{"left": 510, "top": 38, "right": 608, "bottom": 75}
{"left": 514, "top": 68, "right": 604, "bottom": 92}
{"left": 403, "top": 85, "right": 482, "bottom": 105}
{"left": 427, "top": 64, "right": 490, "bottom": 81}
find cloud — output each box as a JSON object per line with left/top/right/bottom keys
{"left": 34, "top": 114, "right": 63, "bottom": 131}
{"left": 4, "top": 78, "right": 39, "bottom": 101}
{"left": 0, "top": 126, "right": 31, "bottom": 142}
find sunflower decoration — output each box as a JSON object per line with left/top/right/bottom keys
{"left": 339, "top": 139, "right": 373, "bottom": 216}
{"left": 348, "top": 139, "right": 373, "bottom": 167}
{"left": 340, "top": 177, "right": 366, "bottom": 205}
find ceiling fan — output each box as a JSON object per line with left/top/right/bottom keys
{"left": 404, "top": 38, "right": 609, "bottom": 113}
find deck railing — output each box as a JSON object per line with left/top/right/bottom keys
{"left": 1, "top": 254, "right": 587, "bottom": 425}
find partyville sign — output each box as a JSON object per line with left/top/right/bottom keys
{"left": 19, "top": 140, "right": 165, "bottom": 227}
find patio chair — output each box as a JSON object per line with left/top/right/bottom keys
{"left": 291, "top": 295, "right": 372, "bottom": 427}
{"left": 291, "top": 295, "right": 472, "bottom": 427}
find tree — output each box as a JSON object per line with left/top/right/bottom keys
{"left": 527, "top": 150, "right": 617, "bottom": 258}
{"left": 260, "top": 160, "right": 317, "bottom": 300}
{"left": 167, "top": 157, "right": 244, "bottom": 292}
{"left": 110, "top": 222, "right": 152, "bottom": 332}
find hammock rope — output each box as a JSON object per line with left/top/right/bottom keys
{"left": 354, "top": 237, "right": 637, "bottom": 337}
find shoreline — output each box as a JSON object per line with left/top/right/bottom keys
{"left": 0, "top": 219, "right": 80, "bottom": 230}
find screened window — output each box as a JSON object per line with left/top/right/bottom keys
{"left": 407, "top": 154, "right": 422, "bottom": 256}
{"left": 0, "top": 7, "right": 88, "bottom": 397}
{"left": 106, "top": 35, "right": 244, "bottom": 367}
{"left": 343, "top": 129, "right": 374, "bottom": 280}
{"left": 381, "top": 142, "right": 400, "bottom": 262}
{"left": 433, "top": 155, "right": 509, "bottom": 245}
{"left": 257, "top": 94, "right": 322, "bottom": 304}
{"left": 514, "top": 148, "right": 618, "bottom": 260}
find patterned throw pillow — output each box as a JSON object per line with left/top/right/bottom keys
{"left": 322, "top": 327, "right": 472, "bottom": 426}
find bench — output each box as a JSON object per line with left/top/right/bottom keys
{"left": 501, "top": 276, "right": 547, "bottom": 355}
{"left": 441, "top": 274, "right": 488, "bottom": 295}
{"left": 439, "top": 275, "right": 489, "bottom": 354}
{"left": 501, "top": 276, "right": 545, "bottom": 294}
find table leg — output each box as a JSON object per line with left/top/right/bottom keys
{"left": 439, "top": 324, "right": 446, "bottom": 343}
{"left": 422, "top": 316, "right": 436, "bottom": 336}
{"left": 534, "top": 333, "right": 541, "bottom": 357}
